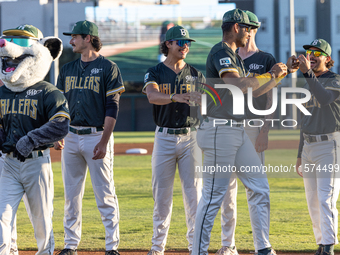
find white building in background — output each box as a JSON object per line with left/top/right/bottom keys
{"left": 253, "top": 0, "right": 340, "bottom": 73}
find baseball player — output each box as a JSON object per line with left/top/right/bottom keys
{"left": 54, "top": 20, "right": 125, "bottom": 255}
{"left": 143, "top": 25, "right": 204, "bottom": 255}
{"left": 216, "top": 11, "right": 277, "bottom": 255}
{"left": 295, "top": 39, "right": 340, "bottom": 255}
{"left": 192, "top": 9, "right": 289, "bottom": 255}
{"left": 0, "top": 24, "right": 69, "bottom": 254}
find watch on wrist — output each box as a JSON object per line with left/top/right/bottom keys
{"left": 268, "top": 70, "right": 275, "bottom": 79}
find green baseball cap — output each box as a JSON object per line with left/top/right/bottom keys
{"left": 165, "top": 25, "right": 195, "bottom": 42}
{"left": 222, "top": 8, "right": 252, "bottom": 26}
{"left": 245, "top": 10, "right": 261, "bottom": 28}
{"left": 3, "top": 24, "right": 43, "bottom": 39}
{"left": 63, "top": 20, "right": 99, "bottom": 36}
{"left": 303, "top": 39, "right": 331, "bottom": 56}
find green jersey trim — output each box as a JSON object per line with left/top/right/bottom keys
{"left": 106, "top": 85, "right": 125, "bottom": 97}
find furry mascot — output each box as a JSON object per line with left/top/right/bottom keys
{"left": 0, "top": 24, "right": 70, "bottom": 254}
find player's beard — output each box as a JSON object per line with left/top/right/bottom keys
{"left": 236, "top": 30, "right": 249, "bottom": 48}
{"left": 72, "top": 41, "right": 87, "bottom": 54}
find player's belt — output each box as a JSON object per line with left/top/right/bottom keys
{"left": 158, "top": 127, "right": 196, "bottom": 135}
{"left": 303, "top": 133, "right": 329, "bottom": 143}
{"left": 27, "top": 150, "right": 43, "bottom": 158}
{"left": 69, "top": 126, "right": 104, "bottom": 135}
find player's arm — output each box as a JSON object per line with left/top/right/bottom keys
{"left": 221, "top": 62, "right": 287, "bottom": 97}
{"left": 298, "top": 54, "right": 339, "bottom": 106}
{"left": 296, "top": 129, "right": 304, "bottom": 177}
{"left": 254, "top": 91, "right": 274, "bottom": 153}
{"left": 145, "top": 82, "right": 191, "bottom": 105}
{"left": 92, "top": 93, "right": 120, "bottom": 160}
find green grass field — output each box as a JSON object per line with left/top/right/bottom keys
{"left": 15, "top": 130, "right": 339, "bottom": 252}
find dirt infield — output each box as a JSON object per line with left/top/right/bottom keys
{"left": 50, "top": 140, "right": 298, "bottom": 163}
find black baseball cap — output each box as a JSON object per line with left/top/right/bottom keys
{"left": 303, "top": 39, "right": 331, "bottom": 56}
{"left": 63, "top": 20, "right": 99, "bottom": 36}
{"left": 165, "top": 25, "right": 195, "bottom": 42}
{"left": 222, "top": 8, "right": 253, "bottom": 26}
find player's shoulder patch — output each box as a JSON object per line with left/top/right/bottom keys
{"left": 144, "top": 72, "right": 150, "bottom": 83}
{"left": 332, "top": 79, "right": 340, "bottom": 88}
{"left": 219, "top": 57, "right": 232, "bottom": 66}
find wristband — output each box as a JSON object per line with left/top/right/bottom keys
{"left": 170, "top": 93, "right": 176, "bottom": 102}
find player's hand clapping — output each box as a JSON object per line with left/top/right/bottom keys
{"left": 269, "top": 62, "right": 288, "bottom": 79}
{"left": 286, "top": 55, "right": 300, "bottom": 74}
{"left": 298, "top": 53, "right": 311, "bottom": 73}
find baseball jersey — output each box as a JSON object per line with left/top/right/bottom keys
{"left": 301, "top": 70, "right": 340, "bottom": 134}
{"left": 205, "top": 41, "right": 247, "bottom": 121}
{"left": 242, "top": 50, "right": 276, "bottom": 119}
{"left": 0, "top": 81, "right": 70, "bottom": 153}
{"left": 143, "top": 63, "right": 205, "bottom": 128}
{"left": 57, "top": 55, "right": 125, "bottom": 127}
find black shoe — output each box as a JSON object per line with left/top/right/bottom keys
{"left": 57, "top": 249, "right": 78, "bottom": 255}
{"left": 315, "top": 245, "right": 324, "bottom": 255}
{"left": 105, "top": 250, "right": 120, "bottom": 255}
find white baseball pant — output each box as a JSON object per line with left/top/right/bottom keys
{"left": 302, "top": 132, "right": 340, "bottom": 245}
{"left": 151, "top": 126, "right": 202, "bottom": 252}
{"left": 0, "top": 153, "right": 32, "bottom": 254}
{"left": 193, "top": 118, "right": 271, "bottom": 255}
{"left": 0, "top": 149, "right": 54, "bottom": 255}
{"left": 62, "top": 128, "right": 119, "bottom": 251}
{"left": 220, "top": 121, "right": 265, "bottom": 248}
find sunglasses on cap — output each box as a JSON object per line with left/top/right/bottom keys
{"left": 238, "top": 24, "right": 251, "bottom": 32}
{"left": 170, "top": 40, "right": 192, "bottom": 47}
{"left": 1, "top": 36, "right": 38, "bottom": 47}
{"left": 306, "top": 49, "right": 328, "bottom": 57}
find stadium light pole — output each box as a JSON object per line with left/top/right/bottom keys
{"left": 289, "top": 0, "right": 297, "bottom": 128}
{"left": 51, "top": 0, "right": 59, "bottom": 85}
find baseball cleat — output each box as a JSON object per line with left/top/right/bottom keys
{"left": 215, "top": 246, "right": 238, "bottom": 255}
{"left": 147, "top": 250, "right": 164, "bottom": 255}
{"left": 105, "top": 250, "right": 120, "bottom": 255}
{"left": 56, "top": 249, "right": 77, "bottom": 255}
{"left": 315, "top": 245, "right": 324, "bottom": 255}
{"left": 9, "top": 249, "right": 18, "bottom": 255}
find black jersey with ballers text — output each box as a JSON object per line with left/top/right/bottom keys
{"left": 242, "top": 50, "right": 276, "bottom": 119}
{"left": 143, "top": 63, "right": 205, "bottom": 128}
{"left": 301, "top": 71, "right": 340, "bottom": 135}
{"left": 0, "top": 81, "right": 70, "bottom": 153}
{"left": 57, "top": 55, "right": 125, "bottom": 127}
{"left": 205, "top": 41, "right": 247, "bottom": 120}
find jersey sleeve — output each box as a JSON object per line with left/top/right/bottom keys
{"left": 212, "top": 50, "right": 239, "bottom": 78}
{"left": 142, "top": 67, "right": 159, "bottom": 94}
{"left": 45, "top": 90, "right": 70, "bottom": 121}
{"left": 325, "top": 76, "right": 340, "bottom": 92}
{"left": 105, "top": 63, "right": 125, "bottom": 97}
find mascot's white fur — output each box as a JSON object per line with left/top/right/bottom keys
{"left": 0, "top": 25, "right": 62, "bottom": 91}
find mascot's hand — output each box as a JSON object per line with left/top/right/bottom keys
{"left": 15, "top": 135, "right": 35, "bottom": 160}
{"left": 13, "top": 148, "right": 26, "bottom": 162}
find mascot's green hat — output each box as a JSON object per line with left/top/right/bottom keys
{"left": 2, "top": 24, "right": 43, "bottom": 39}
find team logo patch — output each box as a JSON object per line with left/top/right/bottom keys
{"left": 144, "top": 72, "right": 149, "bottom": 83}
{"left": 26, "top": 89, "right": 42, "bottom": 97}
{"left": 219, "top": 57, "right": 231, "bottom": 66}
{"left": 180, "top": 29, "right": 187, "bottom": 36}
{"left": 90, "top": 68, "right": 103, "bottom": 75}
{"left": 185, "top": 75, "right": 198, "bottom": 83}
{"left": 332, "top": 80, "right": 340, "bottom": 87}
{"left": 248, "top": 63, "right": 264, "bottom": 71}
{"left": 312, "top": 39, "right": 320, "bottom": 45}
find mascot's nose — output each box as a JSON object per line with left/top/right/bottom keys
{"left": 0, "top": 39, "right": 7, "bottom": 48}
